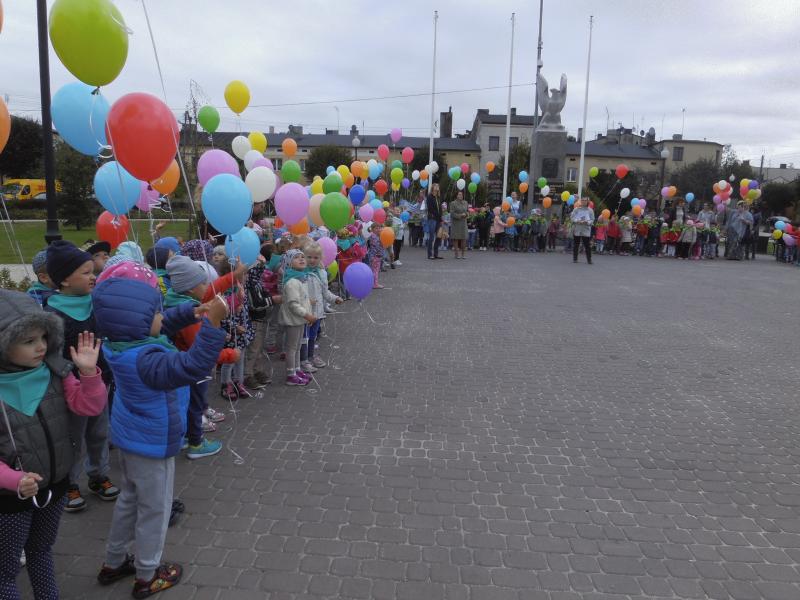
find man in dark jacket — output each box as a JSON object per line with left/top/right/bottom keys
{"left": 426, "top": 183, "right": 443, "bottom": 259}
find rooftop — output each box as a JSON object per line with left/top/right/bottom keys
{"left": 565, "top": 140, "right": 662, "bottom": 160}
{"left": 472, "top": 108, "right": 537, "bottom": 127}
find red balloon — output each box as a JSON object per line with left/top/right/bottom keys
{"left": 374, "top": 179, "right": 388, "bottom": 196}
{"left": 373, "top": 208, "right": 386, "bottom": 224}
{"left": 786, "top": 224, "right": 794, "bottom": 234}
{"left": 106, "top": 92, "right": 179, "bottom": 182}
{"left": 401, "top": 146, "right": 414, "bottom": 164}
{"left": 615, "top": 164, "right": 629, "bottom": 179}
{"left": 377, "top": 144, "right": 390, "bottom": 161}
{"left": 96, "top": 211, "right": 130, "bottom": 249}
{"left": 588, "top": 201, "right": 594, "bottom": 210}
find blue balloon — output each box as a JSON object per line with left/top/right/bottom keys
{"left": 349, "top": 184, "right": 366, "bottom": 206}
{"left": 225, "top": 227, "right": 261, "bottom": 265}
{"left": 202, "top": 174, "right": 252, "bottom": 235}
{"left": 470, "top": 172, "right": 481, "bottom": 184}
{"left": 52, "top": 82, "right": 110, "bottom": 156}
{"left": 377, "top": 163, "right": 384, "bottom": 174}
{"left": 369, "top": 198, "right": 382, "bottom": 211}
{"left": 518, "top": 170, "right": 529, "bottom": 182}
{"left": 776, "top": 220, "right": 786, "bottom": 231}
{"left": 567, "top": 196, "right": 575, "bottom": 206}
{"left": 94, "top": 161, "right": 139, "bottom": 216}
{"left": 748, "top": 180, "right": 759, "bottom": 190}
{"left": 401, "top": 211, "right": 410, "bottom": 223}
{"left": 326, "top": 166, "right": 335, "bottom": 175}
{"left": 367, "top": 190, "right": 376, "bottom": 201}
{"left": 368, "top": 164, "right": 381, "bottom": 180}
{"left": 343, "top": 262, "right": 373, "bottom": 300}
{"left": 420, "top": 179, "right": 429, "bottom": 189}
{"left": 685, "top": 192, "right": 695, "bottom": 202}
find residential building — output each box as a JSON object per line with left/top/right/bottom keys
{"left": 469, "top": 108, "right": 536, "bottom": 176}
{"left": 752, "top": 163, "right": 800, "bottom": 185}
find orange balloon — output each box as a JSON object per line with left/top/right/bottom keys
{"left": 419, "top": 170, "right": 429, "bottom": 180}
{"left": 668, "top": 186, "right": 677, "bottom": 197}
{"left": 150, "top": 159, "right": 180, "bottom": 195}
{"left": 502, "top": 201, "right": 510, "bottom": 211}
{"left": 350, "top": 161, "right": 362, "bottom": 178}
{"left": 632, "top": 205, "right": 642, "bottom": 216}
{"left": 712, "top": 182, "right": 721, "bottom": 194}
{"left": 506, "top": 217, "right": 516, "bottom": 227}
{"left": 345, "top": 173, "right": 355, "bottom": 188}
{"left": 519, "top": 182, "right": 529, "bottom": 194}
{"left": 289, "top": 217, "right": 310, "bottom": 235}
{"left": 96, "top": 211, "right": 130, "bottom": 249}
{"left": 274, "top": 216, "right": 283, "bottom": 228}
{"left": 601, "top": 209, "right": 611, "bottom": 219}
{"left": 0, "top": 96, "right": 9, "bottom": 155}
{"left": 379, "top": 227, "right": 395, "bottom": 248}
{"left": 281, "top": 138, "right": 297, "bottom": 157}
{"left": 542, "top": 196, "right": 552, "bottom": 209}
{"left": 486, "top": 161, "right": 495, "bottom": 173}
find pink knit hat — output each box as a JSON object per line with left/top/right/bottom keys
{"left": 96, "top": 260, "right": 158, "bottom": 288}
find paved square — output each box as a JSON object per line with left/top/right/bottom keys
{"left": 42, "top": 248, "right": 800, "bottom": 599}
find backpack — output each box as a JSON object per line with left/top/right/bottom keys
{"left": 246, "top": 279, "right": 270, "bottom": 321}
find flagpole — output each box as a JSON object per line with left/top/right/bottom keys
{"left": 528, "top": 0, "right": 544, "bottom": 210}
{"left": 576, "top": 15, "right": 594, "bottom": 201}
{"left": 501, "top": 13, "right": 516, "bottom": 202}
{"left": 429, "top": 10, "right": 438, "bottom": 166}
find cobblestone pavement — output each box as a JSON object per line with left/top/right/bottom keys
{"left": 37, "top": 247, "right": 800, "bottom": 599}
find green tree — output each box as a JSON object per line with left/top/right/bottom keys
{"left": 720, "top": 145, "right": 755, "bottom": 183}
{"left": 56, "top": 142, "right": 96, "bottom": 230}
{"left": 410, "top": 146, "right": 445, "bottom": 175}
{"left": 670, "top": 158, "right": 720, "bottom": 203}
{"left": 585, "top": 169, "right": 639, "bottom": 215}
{"left": 492, "top": 140, "right": 531, "bottom": 192}
{"left": 0, "top": 116, "right": 43, "bottom": 181}
{"left": 762, "top": 182, "right": 797, "bottom": 216}
{"left": 304, "top": 145, "right": 353, "bottom": 180}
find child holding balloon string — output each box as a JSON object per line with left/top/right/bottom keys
{"left": 299, "top": 242, "right": 342, "bottom": 373}
{"left": 278, "top": 250, "right": 315, "bottom": 386}
{"left": 366, "top": 223, "right": 385, "bottom": 289}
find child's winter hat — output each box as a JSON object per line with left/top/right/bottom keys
{"left": 0, "top": 290, "right": 64, "bottom": 373}
{"left": 155, "top": 236, "right": 181, "bottom": 255}
{"left": 31, "top": 249, "right": 48, "bottom": 275}
{"left": 115, "top": 241, "right": 145, "bottom": 264}
{"left": 97, "top": 260, "right": 158, "bottom": 288}
{"left": 145, "top": 246, "right": 172, "bottom": 271}
{"left": 166, "top": 255, "right": 207, "bottom": 294}
{"left": 46, "top": 240, "right": 93, "bottom": 288}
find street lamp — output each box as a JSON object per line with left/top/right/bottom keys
{"left": 352, "top": 136, "right": 360, "bottom": 161}
{"left": 37, "top": 0, "right": 60, "bottom": 243}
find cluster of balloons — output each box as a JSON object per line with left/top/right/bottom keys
{"left": 738, "top": 178, "right": 761, "bottom": 203}
{"left": 630, "top": 197, "right": 647, "bottom": 216}
{"left": 773, "top": 220, "right": 796, "bottom": 246}
{"left": 661, "top": 185, "right": 678, "bottom": 198}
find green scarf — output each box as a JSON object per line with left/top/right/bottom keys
{"left": 107, "top": 335, "right": 177, "bottom": 354}
{"left": 46, "top": 293, "right": 93, "bottom": 321}
{"left": 282, "top": 268, "right": 308, "bottom": 285}
{"left": 266, "top": 253, "right": 282, "bottom": 272}
{"left": 0, "top": 364, "right": 51, "bottom": 417}
{"left": 164, "top": 288, "right": 199, "bottom": 308}
{"left": 27, "top": 282, "right": 51, "bottom": 293}
{"left": 305, "top": 266, "right": 326, "bottom": 284}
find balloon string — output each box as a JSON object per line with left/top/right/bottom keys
{"left": 140, "top": 1, "right": 168, "bottom": 102}
{"left": 0, "top": 198, "right": 30, "bottom": 278}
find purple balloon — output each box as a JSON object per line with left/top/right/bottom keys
{"left": 252, "top": 157, "right": 270, "bottom": 170}
{"left": 358, "top": 204, "right": 374, "bottom": 222}
{"left": 136, "top": 181, "right": 160, "bottom": 212}
{"left": 784, "top": 234, "right": 797, "bottom": 247}
{"left": 660, "top": 186, "right": 669, "bottom": 197}
{"left": 713, "top": 194, "right": 721, "bottom": 204}
{"left": 343, "top": 262, "right": 373, "bottom": 300}
{"left": 197, "top": 149, "right": 240, "bottom": 186}
{"left": 401, "top": 177, "right": 410, "bottom": 189}
{"left": 319, "top": 236, "right": 337, "bottom": 267}
{"left": 748, "top": 180, "right": 759, "bottom": 189}
{"left": 274, "top": 182, "right": 309, "bottom": 226}
{"left": 716, "top": 203, "right": 726, "bottom": 213}
{"left": 389, "top": 128, "right": 402, "bottom": 144}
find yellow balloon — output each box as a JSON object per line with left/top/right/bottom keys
{"left": 390, "top": 183, "right": 400, "bottom": 192}
{"left": 561, "top": 191, "right": 570, "bottom": 201}
{"left": 224, "top": 80, "right": 250, "bottom": 114}
{"left": 773, "top": 229, "right": 783, "bottom": 240}
{"left": 383, "top": 201, "right": 390, "bottom": 208}
{"left": 336, "top": 165, "right": 350, "bottom": 180}
{"left": 310, "top": 178, "right": 324, "bottom": 195}
{"left": 248, "top": 131, "right": 267, "bottom": 153}
{"left": 740, "top": 179, "right": 749, "bottom": 188}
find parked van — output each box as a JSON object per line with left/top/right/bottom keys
{"left": 1, "top": 179, "right": 63, "bottom": 202}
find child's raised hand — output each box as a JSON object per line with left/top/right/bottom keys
{"left": 17, "top": 472, "right": 42, "bottom": 499}
{"left": 233, "top": 261, "right": 248, "bottom": 281}
{"left": 203, "top": 295, "right": 229, "bottom": 327}
{"left": 69, "top": 331, "right": 101, "bottom": 376}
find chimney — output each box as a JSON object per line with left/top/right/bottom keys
{"left": 288, "top": 124, "right": 303, "bottom": 135}
{"left": 743, "top": 159, "right": 750, "bottom": 166}
{"left": 268, "top": 126, "right": 275, "bottom": 134}
{"left": 477, "top": 108, "right": 489, "bottom": 116}
{"left": 672, "top": 133, "right": 683, "bottom": 140}
{"left": 439, "top": 106, "right": 453, "bottom": 139}
{"left": 325, "top": 128, "right": 338, "bottom": 136}
{"left": 510, "top": 107, "right": 517, "bottom": 116}
{"left": 780, "top": 163, "right": 787, "bottom": 169}
{"left": 350, "top": 124, "right": 358, "bottom": 136}
{"left": 577, "top": 128, "right": 583, "bottom": 143}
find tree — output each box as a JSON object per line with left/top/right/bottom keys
{"left": 410, "top": 146, "right": 445, "bottom": 175}
{"left": 0, "top": 116, "right": 43, "bottom": 181}
{"left": 585, "top": 169, "right": 639, "bottom": 214}
{"left": 304, "top": 145, "right": 353, "bottom": 180}
{"left": 720, "top": 145, "right": 755, "bottom": 182}
{"left": 762, "top": 182, "right": 797, "bottom": 216}
{"left": 492, "top": 140, "right": 531, "bottom": 191}
{"left": 56, "top": 142, "right": 96, "bottom": 230}
{"left": 670, "top": 158, "right": 720, "bottom": 203}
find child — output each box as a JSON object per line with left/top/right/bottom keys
{"left": 219, "top": 286, "right": 254, "bottom": 399}
{"left": 547, "top": 216, "right": 559, "bottom": 251}
{"left": 278, "top": 249, "right": 315, "bottom": 386}
{"left": 666, "top": 223, "right": 680, "bottom": 257}
{"left": 491, "top": 207, "right": 506, "bottom": 252}
{"left": 678, "top": 220, "right": 696, "bottom": 260}
{"left": 300, "top": 242, "right": 342, "bottom": 373}
{"left": 594, "top": 217, "right": 607, "bottom": 254}
{"left": 607, "top": 216, "right": 621, "bottom": 255}
{"left": 634, "top": 219, "right": 649, "bottom": 256}
{"left": 619, "top": 216, "right": 633, "bottom": 255}
{"left": 265, "top": 236, "right": 293, "bottom": 355}
{"left": 0, "top": 290, "right": 107, "bottom": 600}
{"left": 93, "top": 276, "right": 228, "bottom": 597}
{"left": 659, "top": 222, "right": 670, "bottom": 256}
{"left": 705, "top": 225, "right": 718, "bottom": 259}
{"left": 26, "top": 249, "right": 56, "bottom": 307}
{"left": 242, "top": 243, "right": 280, "bottom": 390}
{"left": 81, "top": 240, "right": 112, "bottom": 274}
{"left": 44, "top": 240, "right": 118, "bottom": 512}
{"left": 367, "top": 223, "right": 385, "bottom": 289}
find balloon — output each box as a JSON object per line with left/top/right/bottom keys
{"left": 343, "top": 262, "right": 373, "bottom": 300}
{"left": 94, "top": 161, "right": 139, "bottom": 216}
{"left": 716, "top": 203, "right": 726, "bottom": 214}
{"left": 337, "top": 165, "right": 350, "bottom": 181}
{"left": 402, "top": 178, "right": 410, "bottom": 189}
{"left": 567, "top": 197, "right": 575, "bottom": 206}
{"left": 202, "top": 174, "right": 252, "bottom": 234}
{"left": 320, "top": 192, "right": 351, "bottom": 230}
{"left": 741, "top": 178, "right": 750, "bottom": 188}
{"left": 458, "top": 162, "right": 468, "bottom": 174}
{"left": 420, "top": 180, "right": 428, "bottom": 189}
{"left": 0, "top": 97, "right": 8, "bottom": 155}
{"left": 502, "top": 201, "right": 510, "bottom": 211}
{"left": 248, "top": 131, "right": 267, "bottom": 153}
{"left": 389, "top": 128, "right": 402, "bottom": 143}
{"left": 541, "top": 185, "right": 550, "bottom": 196}
{"left": 661, "top": 186, "right": 670, "bottom": 198}
{"left": 374, "top": 180, "right": 389, "bottom": 196}
{"left": 106, "top": 93, "right": 179, "bottom": 182}
{"left": 372, "top": 208, "right": 386, "bottom": 224}
{"left": 589, "top": 166, "right": 599, "bottom": 178}
{"left": 784, "top": 234, "right": 797, "bottom": 247}
{"left": 400, "top": 211, "right": 411, "bottom": 223}
{"left": 518, "top": 170, "right": 529, "bottom": 182}
{"left": 486, "top": 161, "right": 495, "bottom": 173}
{"left": 96, "top": 211, "right": 129, "bottom": 249}
{"left": 197, "top": 105, "right": 220, "bottom": 133}
{"left": 377, "top": 144, "right": 390, "bottom": 161}
{"left": 282, "top": 138, "right": 298, "bottom": 157}
{"left": 232, "top": 135, "right": 251, "bottom": 160}
{"left": 311, "top": 236, "right": 335, "bottom": 268}
{"left": 274, "top": 182, "right": 309, "bottom": 226}
{"left": 601, "top": 209, "right": 611, "bottom": 219}
{"left": 468, "top": 182, "right": 478, "bottom": 194}
{"left": 349, "top": 184, "right": 366, "bottom": 206}
{"left": 358, "top": 204, "right": 374, "bottom": 222}
{"left": 304, "top": 193, "right": 323, "bottom": 225}
{"left": 225, "top": 227, "right": 260, "bottom": 265}
{"left": 368, "top": 163, "right": 381, "bottom": 180}
{"left": 245, "top": 166, "right": 278, "bottom": 203}
{"left": 718, "top": 180, "right": 728, "bottom": 191}
{"left": 368, "top": 197, "right": 381, "bottom": 210}
{"left": 49, "top": 0, "right": 128, "bottom": 87}
{"left": 419, "top": 169, "right": 429, "bottom": 181}
{"left": 197, "top": 149, "right": 239, "bottom": 185}
{"left": 401, "top": 147, "right": 414, "bottom": 164}
{"left": 773, "top": 229, "right": 783, "bottom": 239}
{"left": 537, "top": 177, "right": 547, "bottom": 188}
{"left": 136, "top": 181, "right": 160, "bottom": 212}
{"left": 390, "top": 167, "right": 403, "bottom": 184}
{"left": 281, "top": 160, "right": 302, "bottom": 183}
{"left": 149, "top": 159, "right": 180, "bottom": 196}
{"left": 785, "top": 224, "right": 794, "bottom": 234}
{"left": 457, "top": 179, "right": 466, "bottom": 191}
{"left": 615, "top": 164, "right": 629, "bottom": 179}
{"left": 560, "top": 191, "right": 570, "bottom": 201}
{"left": 411, "top": 170, "right": 420, "bottom": 181}
{"left": 749, "top": 180, "right": 759, "bottom": 190}
{"left": 224, "top": 80, "right": 250, "bottom": 114}
{"left": 639, "top": 199, "right": 646, "bottom": 209}
{"left": 632, "top": 205, "right": 642, "bottom": 216}
{"left": 506, "top": 217, "right": 516, "bottom": 227}
{"left": 325, "top": 166, "right": 335, "bottom": 176}
{"left": 51, "top": 82, "right": 109, "bottom": 156}
{"left": 519, "top": 182, "right": 529, "bottom": 194}
{"left": 685, "top": 192, "right": 695, "bottom": 202}
{"left": 543, "top": 197, "right": 552, "bottom": 209}
{"left": 244, "top": 150, "right": 264, "bottom": 172}
{"left": 620, "top": 188, "right": 630, "bottom": 199}
{"left": 775, "top": 220, "right": 786, "bottom": 231}
{"left": 380, "top": 227, "right": 395, "bottom": 248}
{"left": 289, "top": 218, "right": 310, "bottom": 235}
{"left": 323, "top": 173, "right": 344, "bottom": 194}
{"left": 668, "top": 186, "right": 677, "bottom": 197}
{"left": 470, "top": 173, "right": 481, "bottom": 184}
{"left": 382, "top": 201, "right": 390, "bottom": 209}
{"left": 449, "top": 167, "right": 460, "bottom": 181}
{"left": 327, "top": 261, "right": 339, "bottom": 283}
{"left": 660, "top": 149, "right": 670, "bottom": 159}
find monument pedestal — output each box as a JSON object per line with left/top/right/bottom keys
{"left": 533, "top": 129, "right": 567, "bottom": 183}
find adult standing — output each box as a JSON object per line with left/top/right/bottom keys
{"left": 426, "top": 183, "right": 443, "bottom": 260}
{"left": 745, "top": 205, "right": 761, "bottom": 260}
{"left": 476, "top": 204, "right": 492, "bottom": 251}
{"left": 450, "top": 191, "right": 469, "bottom": 259}
{"left": 697, "top": 202, "right": 716, "bottom": 229}
{"left": 725, "top": 201, "right": 753, "bottom": 260}
{"left": 667, "top": 198, "right": 687, "bottom": 227}
{"left": 570, "top": 199, "right": 594, "bottom": 264}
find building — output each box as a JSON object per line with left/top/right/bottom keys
{"left": 654, "top": 135, "right": 723, "bottom": 174}
{"left": 468, "top": 108, "right": 537, "bottom": 175}
{"left": 752, "top": 163, "right": 800, "bottom": 185}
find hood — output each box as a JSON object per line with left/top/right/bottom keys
{"left": 0, "top": 289, "right": 66, "bottom": 374}
{"left": 92, "top": 278, "right": 163, "bottom": 342}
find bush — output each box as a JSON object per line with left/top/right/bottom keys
{"left": 0, "top": 268, "right": 32, "bottom": 292}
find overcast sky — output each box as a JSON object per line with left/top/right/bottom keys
{"left": 2, "top": 0, "right": 799, "bottom": 168}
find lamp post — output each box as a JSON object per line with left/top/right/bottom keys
{"left": 352, "top": 136, "right": 360, "bottom": 161}
{"left": 37, "top": 0, "right": 61, "bottom": 243}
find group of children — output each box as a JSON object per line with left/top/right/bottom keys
{"left": 591, "top": 215, "right": 722, "bottom": 259}
{"left": 0, "top": 210, "right": 404, "bottom": 598}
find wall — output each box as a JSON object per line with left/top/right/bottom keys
{"left": 474, "top": 122, "right": 534, "bottom": 176}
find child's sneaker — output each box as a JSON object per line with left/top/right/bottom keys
{"left": 203, "top": 407, "right": 225, "bottom": 423}
{"left": 295, "top": 369, "right": 311, "bottom": 382}
{"left": 255, "top": 371, "right": 272, "bottom": 386}
{"left": 311, "top": 356, "right": 326, "bottom": 369}
{"left": 201, "top": 415, "right": 217, "bottom": 433}
{"left": 285, "top": 374, "right": 307, "bottom": 386}
{"left": 222, "top": 382, "right": 238, "bottom": 402}
{"left": 265, "top": 345, "right": 278, "bottom": 354}
{"left": 186, "top": 438, "right": 222, "bottom": 460}
{"left": 97, "top": 554, "right": 136, "bottom": 585}
{"left": 88, "top": 477, "right": 120, "bottom": 501}
{"left": 300, "top": 361, "right": 318, "bottom": 373}
{"left": 243, "top": 375, "right": 265, "bottom": 390}
{"left": 131, "top": 562, "right": 182, "bottom": 599}
{"left": 64, "top": 485, "right": 86, "bottom": 512}
{"left": 235, "top": 381, "right": 253, "bottom": 398}
{"left": 279, "top": 352, "right": 286, "bottom": 361}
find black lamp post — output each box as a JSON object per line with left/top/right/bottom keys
{"left": 36, "top": 0, "right": 60, "bottom": 243}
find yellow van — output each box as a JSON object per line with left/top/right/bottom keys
{"left": 1, "top": 179, "right": 63, "bottom": 201}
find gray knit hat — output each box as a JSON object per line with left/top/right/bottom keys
{"left": 166, "top": 255, "right": 206, "bottom": 293}
{"left": 32, "top": 250, "right": 48, "bottom": 274}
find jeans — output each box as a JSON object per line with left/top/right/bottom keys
{"left": 573, "top": 235, "right": 592, "bottom": 262}
{"left": 301, "top": 320, "right": 322, "bottom": 362}
{"left": 634, "top": 237, "right": 646, "bottom": 255}
{"left": 426, "top": 219, "right": 440, "bottom": 258}
{"left": 186, "top": 380, "right": 208, "bottom": 446}
{"left": 467, "top": 230, "right": 477, "bottom": 249}
{"left": 595, "top": 239, "right": 605, "bottom": 253}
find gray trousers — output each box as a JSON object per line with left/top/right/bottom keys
{"left": 69, "top": 406, "right": 110, "bottom": 484}
{"left": 105, "top": 451, "right": 174, "bottom": 581}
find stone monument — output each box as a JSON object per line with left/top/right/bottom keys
{"left": 532, "top": 72, "right": 568, "bottom": 186}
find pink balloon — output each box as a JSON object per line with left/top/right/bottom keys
{"left": 716, "top": 203, "right": 726, "bottom": 213}
{"left": 319, "top": 236, "right": 337, "bottom": 267}
{"left": 136, "top": 181, "right": 160, "bottom": 212}
{"left": 358, "top": 204, "right": 374, "bottom": 222}
{"left": 197, "top": 149, "right": 240, "bottom": 186}
{"left": 460, "top": 162, "right": 469, "bottom": 174}
{"left": 389, "top": 128, "right": 402, "bottom": 144}
{"left": 252, "top": 157, "right": 270, "bottom": 170}
{"left": 401, "top": 146, "right": 414, "bottom": 164}
{"left": 713, "top": 194, "right": 721, "bottom": 204}
{"left": 274, "top": 182, "right": 309, "bottom": 226}
{"left": 377, "top": 144, "right": 390, "bottom": 161}
{"left": 660, "top": 186, "right": 669, "bottom": 197}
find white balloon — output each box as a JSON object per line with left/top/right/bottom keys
{"left": 430, "top": 160, "right": 439, "bottom": 173}
{"left": 620, "top": 187, "right": 631, "bottom": 199}
{"left": 411, "top": 169, "right": 420, "bottom": 181}
{"left": 245, "top": 166, "right": 278, "bottom": 203}
{"left": 351, "top": 137, "right": 361, "bottom": 147}
{"left": 244, "top": 150, "right": 263, "bottom": 172}
{"left": 456, "top": 179, "right": 466, "bottom": 190}
{"left": 541, "top": 185, "right": 550, "bottom": 196}
{"left": 367, "top": 158, "right": 378, "bottom": 169}
{"left": 718, "top": 179, "right": 728, "bottom": 190}
{"left": 728, "top": 174, "right": 735, "bottom": 182}
{"left": 232, "top": 135, "right": 251, "bottom": 160}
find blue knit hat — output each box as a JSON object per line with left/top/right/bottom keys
{"left": 32, "top": 249, "right": 48, "bottom": 274}
{"left": 46, "top": 240, "right": 93, "bottom": 288}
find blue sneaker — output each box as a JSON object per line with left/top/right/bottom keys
{"left": 186, "top": 438, "right": 222, "bottom": 460}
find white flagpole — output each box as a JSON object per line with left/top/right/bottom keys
{"left": 501, "top": 13, "right": 516, "bottom": 202}
{"left": 429, "top": 11, "right": 438, "bottom": 165}
{"left": 576, "top": 15, "right": 594, "bottom": 201}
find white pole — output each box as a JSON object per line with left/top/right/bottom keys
{"left": 576, "top": 15, "right": 594, "bottom": 201}
{"left": 429, "top": 11, "right": 438, "bottom": 165}
{"left": 501, "top": 13, "right": 516, "bottom": 202}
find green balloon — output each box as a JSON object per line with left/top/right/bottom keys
{"left": 198, "top": 105, "right": 220, "bottom": 133}
{"left": 449, "top": 168, "right": 460, "bottom": 181}
{"left": 390, "top": 167, "right": 403, "bottom": 184}
{"left": 589, "top": 166, "right": 599, "bottom": 178}
{"left": 391, "top": 160, "right": 403, "bottom": 170}
{"left": 537, "top": 177, "right": 547, "bottom": 188}
{"left": 323, "top": 173, "right": 343, "bottom": 194}
{"left": 49, "top": 0, "right": 129, "bottom": 87}
{"left": 281, "top": 160, "right": 302, "bottom": 183}
{"left": 320, "top": 192, "right": 350, "bottom": 231}
{"left": 468, "top": 182, "right": 478, "bottom": 194}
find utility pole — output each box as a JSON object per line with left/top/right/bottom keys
{"left": 528, "top": 0, "right": 544, "bottom": 209}
{"left": 500, "top": 13, "right": 516, "bottom": 203}
{"left": 759, "top": 154, "right": 764, "bottom": 181}
{"left": 575, "top": 15, "right": 594, "bottom": 201}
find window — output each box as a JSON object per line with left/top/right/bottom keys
{"left": 488, "top": 136, "right": 500, "bottom": 151}
{"left": 273, "top": 158, "right": 283, "bottom": 170}
{"left": 299, "top": 160, "right": 307, "bottom": 171}
{"left": 567, "top": 168, "right": 577, "bottom": 182}
{"left": 672, "top": 146, "right": 684, "bottom": 161}
{"left": 20, "top": 186, "right": 30, "bottom": 195}
{"left": 509, "top": 137, "right": 519, "bottom": 150}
